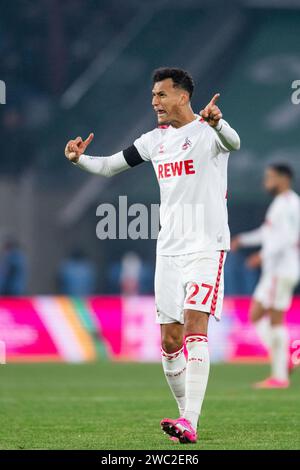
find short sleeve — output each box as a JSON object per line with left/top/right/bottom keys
{"left": 123, "top": 130, "right": 156, "bottom": 167}
{"left": 133, "top": 132, "right": 152, "bottom": 162}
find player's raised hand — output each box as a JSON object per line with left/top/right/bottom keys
{"left": 200, "top": 94, "right": 222, "bottom": 127}
{"left": 65, "top": 133, "right": 94, "bottom": 163}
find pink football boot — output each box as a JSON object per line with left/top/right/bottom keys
{"left": 161, "top": 417, "right": 197, "bottom": 444}
{"left": 253, "top": 377, "right": 290, "bottom": 389}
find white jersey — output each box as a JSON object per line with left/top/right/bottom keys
{"left": 76, "top": 115, "right": 240, "bottom": 255}
{"left": 240, "top": 190, "right": 300, "bottom": 280}
{"left": 133, "top": 116, "right": 236, "bottom": 255}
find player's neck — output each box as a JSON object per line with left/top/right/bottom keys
{"left": 276, "top": 186, "right": 291, "bottom": 195}
{"left": 170, "top": 108, "right": 196, "bottom": 129}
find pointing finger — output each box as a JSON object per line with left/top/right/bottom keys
{"left": 209, "top": 93, "right": 220, "bottom": 106}
{"left": 84, "top": 132, "right": 94, "bottom": 146}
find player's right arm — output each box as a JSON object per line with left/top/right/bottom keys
{"left": 65, "top": 132, "right": 149, "bottom": 177}
{"left": 200, "top": 94, "right": 240, "bottom": 152}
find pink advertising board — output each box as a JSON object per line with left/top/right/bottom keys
{"left": 0, "top": 296, "right": 299, "bottom": 363}
{"left": 0, "top": 298, "right": 59, "bottom": 361}
{"left": 221, "top": 297, "right": 300, "bottom": 363}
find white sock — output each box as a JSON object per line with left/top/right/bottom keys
{"left": 161, "top": 346, "right": 186, "bottom": 416}
{"left": 183, "top": 334, "right": 210, "bottom": 429}
{"left": 254, "top": 317, "right": 271, "bottom": 349}
{"left": 270, "top": 325, "right": 289, "bottom": 381}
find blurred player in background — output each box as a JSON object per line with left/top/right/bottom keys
{"left": 232, "top": 164, "right": 300, "bottom": 389}
{"left": 64, "top": 68, "right": 240, "bottom": 443}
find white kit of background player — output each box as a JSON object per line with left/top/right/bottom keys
{"left": 233, "top": 164, "right": 300, "bottom": 389}
{"left": 65, "top": 68, "right": 240, "bottom": 444}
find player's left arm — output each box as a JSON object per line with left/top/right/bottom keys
{"left": 232, "top": 226, "right": 264, "bottom": 251}
{"left": 200, "top": 94, "right": 240, "bottom": 151}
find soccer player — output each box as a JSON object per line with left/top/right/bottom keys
{"left": 65, "top": 68, "right": 240, "bottom": 443}
{"left": 232, "top": 164, "right": 300, "bottom": 389}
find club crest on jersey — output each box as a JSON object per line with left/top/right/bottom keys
{"left": 182, "top": 137, "right": 192, "bottom": 150}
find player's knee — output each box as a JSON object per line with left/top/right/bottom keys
{"left": 270, "top": 310, "right": 284, "bottom": 326}
{"left": 249, "top": 302, "right": 264, "bottom": 324}
{"left": 249, "top": 307, "right": 257, "bottom": 324}
{"left": 161, "top": 334, "right": 183, "bottom": 353}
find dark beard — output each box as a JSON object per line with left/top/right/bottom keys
{"left": 268, "top": 187, "right": 279, "bottom": 196}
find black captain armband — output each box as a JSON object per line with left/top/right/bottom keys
{"left": 123, "top": 145, "right": 145, "bottom": 167}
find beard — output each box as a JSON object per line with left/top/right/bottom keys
{"left": 267, "top": 186, "right": 280, "bottom": 196}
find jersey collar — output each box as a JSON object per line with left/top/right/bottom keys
{"left": 168, "top": 114, "right": 200, "bottom": 134}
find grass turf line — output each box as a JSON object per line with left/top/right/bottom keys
{"left": 0, "top": 362, "right": 299, "bottom": 450}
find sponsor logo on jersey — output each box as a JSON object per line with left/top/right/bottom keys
{"left": 157, "top": 160, "right": 195, "bottom": 179}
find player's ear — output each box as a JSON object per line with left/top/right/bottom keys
{"left": 179, "top": 92, "right": 189, "bottom": 106}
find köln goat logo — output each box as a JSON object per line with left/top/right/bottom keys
{"left": 182, "top": 137, "right": 192, "bottom": 150}
{"left": 159, "top": 144, "right": 164, "bottom": 154}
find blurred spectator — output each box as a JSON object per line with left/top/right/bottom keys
{"left": 120, "top": 252, "right": 142, "bottom": 296}
{"left": 108, "top": 253, "right": 155, "bottom": 295}
{"left": 139, "top": 260, "right": 155, "bottom": 295}
{"left": 0, "top": 239, "right": 27, "bottom": 295}
{"left": 58, "top": 249, "right": 96, "bottom": 295}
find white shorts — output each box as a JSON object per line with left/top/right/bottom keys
{"left": 154, "top": 250, "right": 226, "bottom": 324}
{"left": 254, "top": 274, "right": 297, "bottom": 311}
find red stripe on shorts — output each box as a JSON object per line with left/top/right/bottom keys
{"left": 210, "top": 250, "right": 225, "bottom": 316}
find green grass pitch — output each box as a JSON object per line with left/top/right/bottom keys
{"left": 0, "top": 362, "right": 299, "bottom": 450}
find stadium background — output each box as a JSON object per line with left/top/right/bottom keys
{"left": 0, "top": 0, "right": 300, "bottom": 451}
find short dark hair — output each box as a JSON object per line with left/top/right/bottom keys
{"left": 152, "top": 67, "right": 194, "bottom": 98}
{"left": 268, "top": 163, "right": 294, "bottom": 180}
